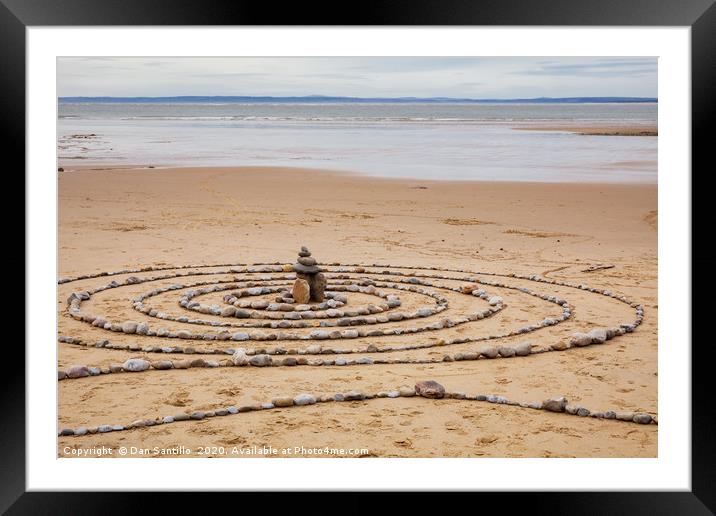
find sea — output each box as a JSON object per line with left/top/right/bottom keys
{"left": 57, "top": 100, "right": 657, "bottom": 183}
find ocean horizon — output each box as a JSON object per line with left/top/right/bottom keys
{"left": 57, "top": 100, "right": 657, "bottom": 183}
{"left": 59, "top": 95, "right": 658, "bottom": 104}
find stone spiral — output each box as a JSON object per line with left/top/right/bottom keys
{"left": 57, "top": 261, "right": 654, "bottom": 438}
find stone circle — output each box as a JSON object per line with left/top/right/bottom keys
{"left": 57, "top": 259, "right": 654, "bottom": 439}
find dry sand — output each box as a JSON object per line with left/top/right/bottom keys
{"left": 58, "top": 166, "right": 657, "bottom": 458}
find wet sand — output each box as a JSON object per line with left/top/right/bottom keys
{"left": 513, "top": 124, "right": 657, "bottom": 136}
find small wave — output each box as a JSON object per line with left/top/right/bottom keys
{"left": 113, "top": 115, "right": 539, "bottom": 123}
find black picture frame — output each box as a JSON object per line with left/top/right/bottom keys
{"left": 6, "top": 0, "right": 713, "bottom": 513}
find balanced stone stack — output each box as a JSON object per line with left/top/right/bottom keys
{"left": 292, "top": 246, "right": 326, "bottom": 303}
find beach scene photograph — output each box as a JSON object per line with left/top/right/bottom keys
{"left": 57, "top": 56, "right": 657, "bottom": 458}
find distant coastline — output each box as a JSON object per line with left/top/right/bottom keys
{"left": 58, "top": 95, "right": 658, "bottom": 104}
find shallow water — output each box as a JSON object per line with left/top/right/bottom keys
{"left": 57, "top": 102, "right": 657, "bottom": 183}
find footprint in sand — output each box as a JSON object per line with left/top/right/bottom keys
{"left": 445, "top": 421, "right": 468, "bottom": 435}
{"left": 642, "top": 210, "right": 657, "bottom": 229}
{"left": 222, "top": 436, "right": 247, "bottom": 446}
{"left": 215, "top": 387, "right": 242, "bottom": 397}
{"left": 475, "top": 434, "right": 499, "bottom": 445}
{"left": 165, "top": 389, "right": 192, "bottom": 407}
{"left": 79, "top": 386, "right": 100, "bottom": 402}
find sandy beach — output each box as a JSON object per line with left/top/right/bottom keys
{"left": 513, "top": 124, "right": 658, "bottom": 136}
{"left": 56, "top": 165, "right": 657, "bottom": 458}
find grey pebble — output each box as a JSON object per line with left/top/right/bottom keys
{"left": 122, "top": 358, "right": 150, "bottom": 372}
{"left": 633, "top": 413, "right": 653, "bottom": 424}
{"left": 294, "top": 394, "right": 317, "bottom": 406}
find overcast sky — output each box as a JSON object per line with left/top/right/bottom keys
{"left": 57, "top": 57, "right": 657, "bottom": 98}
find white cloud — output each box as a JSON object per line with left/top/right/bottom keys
{"left": 57, "top": 57, "right": 657, "bottom": 98}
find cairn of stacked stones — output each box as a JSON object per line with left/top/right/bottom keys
{"left": 292, "top": 246, "right": 326, "bottom": 303}
{"left": 56, "top": 255, "right": 656, "bottom": 441}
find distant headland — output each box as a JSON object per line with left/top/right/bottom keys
{"left": 58, "top": 95, "right": 658, "bottom": 104}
